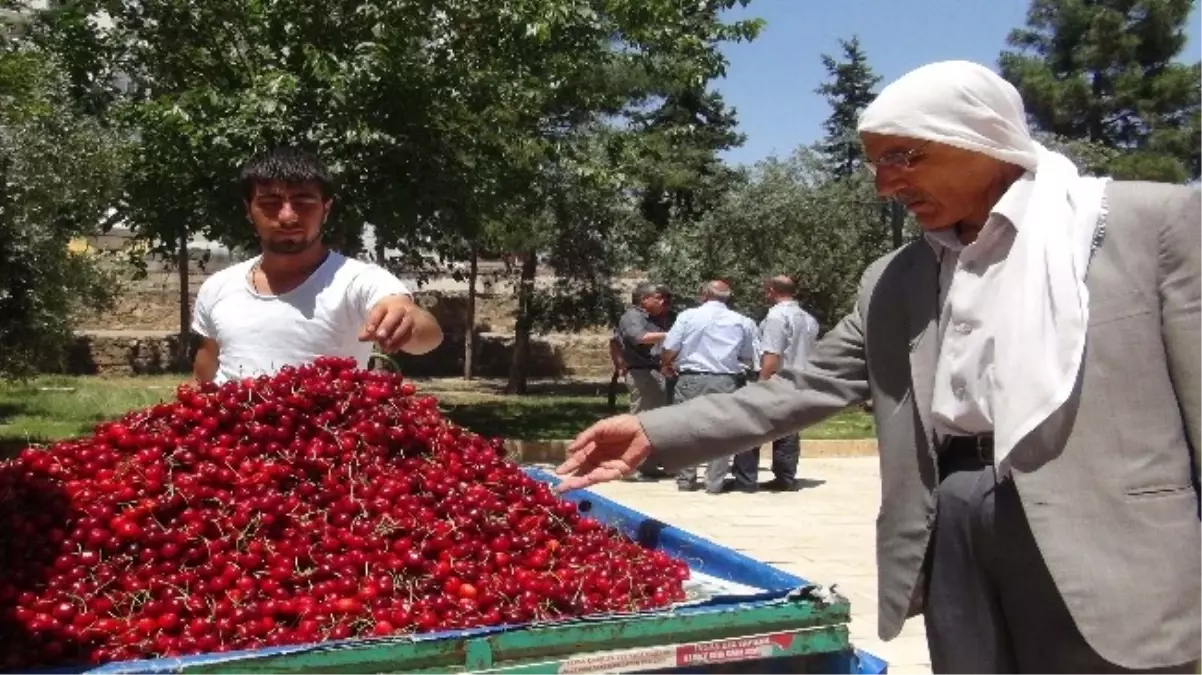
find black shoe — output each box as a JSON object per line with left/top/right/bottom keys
{"left": 677, "top": 482, "right": 702, "bottom": 492}
{"left": 707, "top": 479, "right": 757, "bottom": 495}
{"left": 762, "top": 477, "right": 801, "bottom": 492}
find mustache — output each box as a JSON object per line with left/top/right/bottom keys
{"left": 893, "top": 191, "right": 925, "bottom": 207}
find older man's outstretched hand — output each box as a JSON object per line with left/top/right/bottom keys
{"left": 553, "top": 415, "right": 652, "bottom": 493}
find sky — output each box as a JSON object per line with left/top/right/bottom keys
{"left": 714, "top": 0, "right": 1202, "bottom": 166}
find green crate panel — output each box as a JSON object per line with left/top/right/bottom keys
{"left": 183, "top": 597, "right": 852, "bottom": 674}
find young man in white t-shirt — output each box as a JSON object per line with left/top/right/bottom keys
{"left": 191, "top": 147, "right": 443, "bottom": 384}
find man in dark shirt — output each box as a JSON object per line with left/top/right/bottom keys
{"left": 615, "top": 282, "right": 674, "bottom": 479}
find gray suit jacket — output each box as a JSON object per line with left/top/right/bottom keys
{"left": 638, "top": 181, "right": 1201, "bottom": 669}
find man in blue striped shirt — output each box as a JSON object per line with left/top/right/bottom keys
{"left": 661, "top": 280, "right": 761, "bottom": 493}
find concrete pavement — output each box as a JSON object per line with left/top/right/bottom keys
{"left": 563, "top": 456, "right": 934, "bottom": 674}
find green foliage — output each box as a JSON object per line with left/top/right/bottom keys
{"left": 0, "top": 45, "right": 130, "bottom": 379}
{"left": 649, "top": 36, "right": 900, "bottom": 333}
{"left": 812, "top": 34, "right": 909, "bottom": 252}
{"left": 815, "top": 36, "right": 880, "bottom": 179}
{"left": 1000, "top": 0, "right": 1201, "bottom": 181}
{"left": 1034, "top": 130, "right": 1121, "bottom": 175}
{"left": 23, "top": 0, "right": 761, "bottom": 270}
{"left": 13, "top": 0, "right": 762, "bottom": 393}
{"left": 650, "top": 148, "right": 890, "bottom": 331}
{"left": 633, "top": 88, "right": 746, "bottom": 234}
{"left": 523, "top": 131, "right": 628, "bottom": 333}
{"left": 466, "top": 0, "right": 763, "bottom": 390}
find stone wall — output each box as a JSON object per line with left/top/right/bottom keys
{"left": 78, "top": 287, "right": 525, "bottom": 336}
{"left": 57, "top": 331, "right": 197, "bottom": 376}
{"left": 74, "top": 231, "right": 619, "bottom": 336}
{"left": 68, "top": 231, "right": 632, "bottom": 377}
{"left": 390, "top": 331, "right": 613, "bottom": 378}
{"left": 58, "top": 330, "right": 615, "bottom": 378}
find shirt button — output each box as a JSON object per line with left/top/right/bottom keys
{"left": 955, "top": 322, "right": 973, "bottom": 335}
{"left": 955, "top": 387, "right": 967, "bottom": 400}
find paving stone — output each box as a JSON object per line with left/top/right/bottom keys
{"left": 585, "top": 457, "right": 932, "bottom": 674}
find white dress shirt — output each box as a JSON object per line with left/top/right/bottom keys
{"left": 663, "top": 301, "right": 760, "bottom": 375}
{"left": 929, "top": 175, "right": 1034, "bottom": 438}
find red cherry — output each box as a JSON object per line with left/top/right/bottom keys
{"left": 0, "top": 360, "right": 688, "bottom": 670}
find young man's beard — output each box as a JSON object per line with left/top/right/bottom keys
{"left": 262, "top": 233, "right": 320, "bottom": 255}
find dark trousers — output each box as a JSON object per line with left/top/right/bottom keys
{"left": 731, "top": 434, "right": 800, "bottom": 487}
{"left": 673, "top": 372, "right": 743, "bottom": 492}
{"left": 624, "top": 369, "right": 670, "bottom": 478}
{"left": 926, "top": 455, "right": 1198, "bottom": 674}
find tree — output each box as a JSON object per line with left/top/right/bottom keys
{"left": 815, "top": 35, "right": 880, "bottom": 180}
{"left": 24, "top": 0, "right": 548, "bottom": 366}
{"left": 454, "top": 0, "right": 764, "bottom": 394}
{"left": 814, "top": 36, "right": 904, "bottom": 253}
{"left": 23, "top": 0, "right": 761, "bottom": 389}
{"left": 482, "top": 126, "right": 634, "bottom": 394}
{"left": 1035, "top": 130, "right": 1121, "bottom": 175}
{"left": 0, "top": 44, "right": 130, "bottom": 379}
{"left": 650, "top": 148, "right": 889, "bottom": 332}
{"left": 1000, "top": 0, "right": 1201, "bottom": 182}
{"left": 20, "top": 0, "right": 362, "bottom": 364}
{"left": 633, "top": 88, "right": 745, "bottom": 238}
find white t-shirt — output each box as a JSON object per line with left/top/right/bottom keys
{"left": 192, "top": 252, "right": 411, "bottom": 384}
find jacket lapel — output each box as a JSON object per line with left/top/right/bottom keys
{"left": 904, "top": 249, "right": 940, "bottom": 451}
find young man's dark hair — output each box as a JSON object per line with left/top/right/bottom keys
{"left": 239, "top": 146, "right": 334, "bottom": 202}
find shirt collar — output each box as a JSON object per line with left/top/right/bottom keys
{"left": 923, "top": 171, "right": 1035, "bottom": 253}
{"left": 769, "top": 299, "right": 799, "bottom": 314}
{"left": 992, "top": 171, "right": 1034, "bottom": 229}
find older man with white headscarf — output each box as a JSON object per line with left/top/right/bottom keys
{"left": 554, "top": 60, "right": 1200, "bottom": 673}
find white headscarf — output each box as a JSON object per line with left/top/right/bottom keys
{"left": 857, "top": 60, "right": 1110, "bottom": 466}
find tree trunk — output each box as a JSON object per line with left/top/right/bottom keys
{"left": 1088, "top": 71, "right": 1107, "bottom": 143}
{"left": 889, "top": 201, "right": 905, "bottom": 248}
{"left": 0, "top": 145, "right": 8, "bottom": 231}
{"left": 176, "top": 229, "right": 190, "bottom": 370}
{"left": 607, "top": 370, "right": 620, "bottom": 412}
{"left": 606, "top": 306, "right": 621, "bottom": 412}
{"left": 463, "top": 244, "right": 479, "bottom": 380}
{"left": 505, "top": 250, "right": 538, "bottom": 395}
{"left": 374, "top": 234, "right": 386, "bottom": 265}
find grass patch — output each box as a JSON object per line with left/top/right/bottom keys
{"left": 802, "top": 408, "right": 877, "bottom": 440}
{"left": 0, "top": 375, "right": 181, "bottom": 456}
{"left": 440, "top": 395, "right": 622, "bottom": 441}
{"left": 0, "top": 375, "right": 875, "bottom": 457}
{"left": 437, "top": 392, "right": 876, "bottom": 442}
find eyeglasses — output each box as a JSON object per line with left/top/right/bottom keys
{"left": 866, "top": 141, "right": 930, "bottom": 175}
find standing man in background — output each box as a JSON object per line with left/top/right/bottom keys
{"left": 615, "top": 282, "right": 674, "bottom": 479}
{"left": 662, "top": 280, "right": 761, "bottom": 494}
{"left": 733, "top": 275, "right": 820, "bottom": 491}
